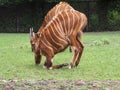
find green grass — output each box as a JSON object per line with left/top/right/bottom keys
{"left": 0, "top": 32, "right": 120, "bottom": 81}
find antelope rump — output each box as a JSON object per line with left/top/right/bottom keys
{"left": 30, "top": 2, "right": 87, "bottom": 69}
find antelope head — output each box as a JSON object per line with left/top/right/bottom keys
{"left": 31, "top": 32, "right": 42, "bottom": 65}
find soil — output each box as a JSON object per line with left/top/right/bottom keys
{"left": 0, "top": 80, "right": 120, "bottom": 90}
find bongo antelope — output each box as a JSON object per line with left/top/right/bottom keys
{"left": 32, "top": 9, "right": 87, "bottom": 69}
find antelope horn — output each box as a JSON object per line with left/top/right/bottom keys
{"left": 31, "top": 27, "right": 33, "bottom": 32}
{"left": 30, "top": 27, "right": 32, "bottom": 37}
{"left": 30, "top": 27, "right": 34, "bottom": 37}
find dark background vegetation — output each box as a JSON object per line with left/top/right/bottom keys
{"left": 0, "top": 0, "right": 120, "bottom": 33}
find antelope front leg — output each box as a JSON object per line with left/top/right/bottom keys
{"left": 35, "top": 51, "right": 42, "bottom": 65}
{"left": 44, "top": 56, "right": 53, "bottom": 69}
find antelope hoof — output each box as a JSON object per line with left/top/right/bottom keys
{"left": 69, "top": 64, "right": 76, "bottom": 69}
{"left": 69, "top": 66, "right": 72, "bottom": 69}
{"left": 35, "top": 61, "right": 40, "bottom": 65}
{"left": 69, "top": 63, "right": 75, "bottom": 69}
{"left": 49, "top": 67, "right": 53, "bottom": 70}
{"left": 69, "top": 65, "right": 74, "bottom": 69}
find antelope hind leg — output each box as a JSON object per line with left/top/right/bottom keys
{"left": 68, "top": 36, "right": 81, "bottom": 69}
{"left": 69, "top": 49, "right": 79, "bottom": 69}
{"left": 75, "top": 40, "right": 84, "bottom": 67}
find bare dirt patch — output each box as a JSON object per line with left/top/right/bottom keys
{"left": 1, "top": 80, "right": 120, "bottom": 90}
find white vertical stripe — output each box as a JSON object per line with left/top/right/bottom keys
{"left": 52, "top": 20, "right": 63, "bottom": 36}
{"left": 51, "top": 21, "right": 68, "bottom": 44}
{"left": 69, "top": 10, "right": 75, "bottom": 35}
{"left": 43, "top": 31, "right": 58, "bottom": 51}
{"left": 47, "top": 27, "right": 64, "bottom": 48}
{"left": 66, "top": 10, "right": 70, "bottom": 34}
{"left": 60, "top": 12, "right": 67, "bottom": 34}
{"left": 56, "top": 13, "right": 65, "bottom": 36}
{"left": 40, "top": 37, "right": 52, "bottom": 51}
{"left": 55, "top": 4, "right": 59, "bottom": 15}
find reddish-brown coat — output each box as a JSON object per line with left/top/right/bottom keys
{"left": 33, "top": 9, "right": 87, "bottom": 69}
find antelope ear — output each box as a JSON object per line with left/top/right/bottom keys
{"left": 35, "top": 33, "right": 39, "bottom": 38}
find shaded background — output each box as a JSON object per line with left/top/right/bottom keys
{"left": 0, "top": 0, "right": 120, "bottom": 33}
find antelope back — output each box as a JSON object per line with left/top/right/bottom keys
{"left": 38, "top": 2, "right": 74, "bottom": 34}
{"left": 45, "top": 2, "right": 73, "bottom": 23}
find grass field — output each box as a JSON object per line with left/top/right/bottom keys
{"left": 0, "top": 32, "right": 120, "bottom": 89}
